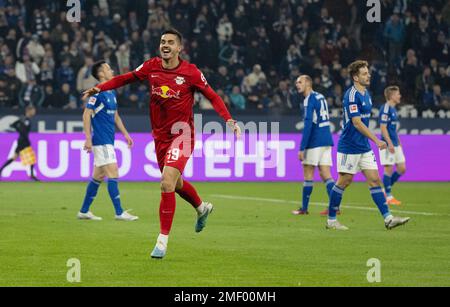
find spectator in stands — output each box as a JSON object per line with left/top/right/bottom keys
{"left": 77, "top": 56, "right": 97, "bottom": 93}
{"left": 384, "top": 13, "right": 405, "bottom": 65}
{"left": 27, "top": 34, "right": 45, "bottom": 64}
{"left": 18, "top": 79, "right": 44, "bottom": 107}
{"left": 42, "top": 85, "right": 59, "bottom": 109}
{"left": 229, "top": 86, "right": 246, "bottom": 110}
{"left": 273, "top": 80, "right": 294, "bottom": 110}
{"left": 56, "top": 58, "right": 75, "bottom": 90}
{"left": 15, "top": 55, "right": 40, "bottom": 83}
{"left": 0, "top": 76, "right": 14, "bottom": 107}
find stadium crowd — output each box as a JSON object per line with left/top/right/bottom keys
{"left": 0, "top": 0, "right": 449, "bottom": 114}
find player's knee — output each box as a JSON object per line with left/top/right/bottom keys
{"left": 160, "top": 177, "right": 176, "bottom": 192}
{"left": 368, "top": 178, "right": 382, "bottom": 187}
{"left": 319, "top": 169, "right": 331, "bottom": 181}
{"left": 337, "top": 175, "right": 352, "bottom": 188}
{"left": 93, "top": 176, "right": 104, "bottom": 182}
{"left": 397, "top": 165, "right": 406, "bottom": 175}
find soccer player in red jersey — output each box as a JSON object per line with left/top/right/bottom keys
{"left": 82, "top": 29, "right": 241, "bottom": 259}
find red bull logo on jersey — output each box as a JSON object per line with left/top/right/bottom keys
{"left": 152, "top": 85, "right": 181, "bottom": 99}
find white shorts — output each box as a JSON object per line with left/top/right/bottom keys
{"left": 337, "top": 151, "right": 378, "bottom": 174}
{"left": 379, "top": 146, "right": 406, "bottom": 166}
{"left": 93, "top": 144, "right": 117, "bottom": 167}
{"left": 303, "top": 146, "right": 333, "bottom": 166}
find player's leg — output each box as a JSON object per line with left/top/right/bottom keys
{"left": 293, "top": 165, "right": 314, "bottom": 215}
{"left": 175, "top": 176, "right": 202, "bottom": 209}
{"left": 319, "top": 166, "right": 335, "bottom": 198}
{"left": 0, "top": 153, "right": 18, "bottom": 177}
{"left": 78, "top": 166, "right": 104, "bottom": 221}
{"left": 175, "top": 176, "right": 213, "bottom": 232}
{"left": 103, "top": 163, "right": 138, "bottom": 221}
{"left": 151, "top": 165, "right": 181, "bottom": 259}
{"left": 393, "top": 162, "right": 406, "bottom": 185}
{"left": 362, "top": 168, "right": 410, "bottom": 229}
{"left": 318, "top": 165, "right": 340, "bottom": 216}
{"left": 326, "top": 172, "right": 352, "bottom": 230}
{"left": 293, "top": 148, "right": 319, "bottom": 215}
{"left": 388, "top": 146, "right": 406, "bottom": 204}
{"left": 326, "top": 152, "right": 361, "bottom": 230}
{"left": 383, "top": 165, "right": 394, "bottom": 197}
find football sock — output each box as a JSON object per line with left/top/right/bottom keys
{"left": 176, "top": 180, "right": 202, "bottom": 209}
{"left": 391, "top": 171, "right": 402, "bottom": 186}
{"left": 302, "top": 181, "right": 314, "bottom": 211}
{"left": 370, "top": 187, "right": 391, "bottom": 219}
{"left": 0, "top": 158, "right": 14, "bottom": 174}
{"left": 324, "top": 178, "right": 335, "bottom": 197}
{"left": 107, "top": 178, "right": 123, "bottom": 216}
{"left": 156, "top": 233, "right": 169, "bottom": 250}
{"left": 80, "top": 179, "right": 101, "bottom": 213}
{"left": 383, "top": 174, "right": 392, "bottom": 197}
{"left": 160, "top": 192, "right": 176, "bottom": 235}
{"left": 328, "top": 185, "right": 345, "bottom": 220}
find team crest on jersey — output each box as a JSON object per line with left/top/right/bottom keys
{"left": 174, "top": 76, "right": 185, "bottom": 85}
{"left": 349, "top": 104, "right": 358, "bottom": 114}
{"left": 88, "top": 97, "right": 97, "bottom": 105}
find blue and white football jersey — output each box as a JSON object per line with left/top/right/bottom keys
{"left": 86, "top": 90, "right": 117, "bottom": 146}
{"left": 338, "top": 86, "right": 373, "bottom": 154}
{"left": 379, "top": 103, "right": 399, "bottom": 147}
{"left": 300, "top": 91, "right": 334, "bottom": 151}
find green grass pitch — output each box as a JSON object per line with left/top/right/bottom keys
{"left": 0, "top": 182, "right": 449, "bottom": 287}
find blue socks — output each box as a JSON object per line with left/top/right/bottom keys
{"left": 383, "top": 174, "right": 392, "bottom": 196}
{"left": 328, "top": 185, "right": 345, "bottom": 220}
{"left": 325, "top": 178, "right": 335, "bottom": 197}
{"left": 384, "top": 172, "right": 402, "bottom": 197}
{"left": 391, "top": 171, "right": 401, "bottom": 186}
{"left": 107, "top": 178, "right": 124, "bottom": 216}
{"left": 302, "top": 181, "right": 314, "bottom": 211}
{"left": 80, "top": 179, "right": 101, "bottom": 213}
{"left": 370, "top": 187, "right": 391, "bottom": 219}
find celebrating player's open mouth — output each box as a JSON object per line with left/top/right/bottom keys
{"left": 159, "top": 35, "right": 181, "bottom": 61}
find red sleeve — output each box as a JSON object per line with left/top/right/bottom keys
{"left": 191, "top": 67, "right": 233, "bottom": 122}
{"left": 97, "top": 72, "right": 138, "bottom": 91}
{"left": 97, "top": 60, "right": 151, "bottom": 91}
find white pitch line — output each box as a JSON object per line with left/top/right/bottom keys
{"left": 210, "top": 194, "right": 450, "bottom": 217}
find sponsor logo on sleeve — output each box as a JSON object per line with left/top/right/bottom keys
{"left": 382, "top": 114, "right": 388, "bottom": 122}
{"left": 88, "top": 97, "right": 97, "bottom": 105}
{"left": 349, "top": 104, "right": 359, "bottom": 114}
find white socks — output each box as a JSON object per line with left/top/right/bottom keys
{"left": 156, "top": 233, "right": 168, "bottom": 250}
{"left": 196, "top": 202, "right": 206, "bottom": 215}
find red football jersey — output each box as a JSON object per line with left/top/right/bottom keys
{"left": 132, "top": 57, "right": 232, "bottom": 142}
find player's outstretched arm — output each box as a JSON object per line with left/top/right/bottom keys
{"left": 115, "top": 111, "right": 133, "bottom": 148}
{"left": 82, "top": 72, "right": 139, "bottom": 100}
{"left": 207, "top": 90, "right": 241, "bottom": 138}
{"left": 192, "top": 68, "right": 240, "bottom": 138}
{"left": 352, "top": 117, "right": 387, "bottom": 149}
